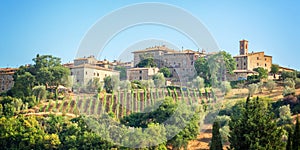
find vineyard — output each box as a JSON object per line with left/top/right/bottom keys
{"left": 30, "top": 88, "right": 222, "bottom": 119}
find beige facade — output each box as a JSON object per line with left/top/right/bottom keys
{"left": 228, "top": 40, "right": 273, "bottom": 81}
{"left": 234, "top": 40, "right": 272, "bottom": 71}
{"left": 226, "top": 70, "right": 258, "bottom": 81}
{"left": 127, "top": 67, "right": 159, "bottom": 81}
{"left": 0, "top": 68, "right": 18, "bottom": 93}
{"left": 132, "top": 46, "right": 204, "bottom": 83}
{"left": 71, "top": 57, "right": 120, "bottom": 86}
{"left": 133, "top": 45, "right": 173, "bottom": 67}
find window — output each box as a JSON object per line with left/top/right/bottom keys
{"left": 139, "top": 76, "right": 142, "bottom": 80}
{"left": 85, "top": 71, "right": 87, "bottom": 75}
{"left": 265, "top": 64, "right": 267, "bottom": 67}
{"left": 97, "top": 73, "right": 99, "bottom": 76}
{"left": 237, "top": 64, "right": 239, "bottom": 67}
{"left": 94, "top": 73, "right": 95, "bottom": 76}
{"left": 257, "top": 57, "right": 259, "bottom": 60}
{"left": 257, "top": 63, "right": 259, "bottom": 66}
{"left": 77, "top": 79, "right": 79, "bottom": 83}
{"left": 140, "top": 70, "right": 142, "bottom": 74}
{"left": 265, "top": 58, "right": 267, "bottom": 61}
{"left": 71, "top": 72, "right": 73, "bottom": 75}
{"left": 244, "top": 62, "right": 246, "bottom": 66}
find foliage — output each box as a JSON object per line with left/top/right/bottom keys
{"left": 220, "top": 81, "right": 231, "bottom": 95}
{"left": 86, "top": 78, "right": 102, "bottom": 93}
{"left": 104, "top": 75, "right": 119, "bottom": 93}
{"left": 114, "top": 65, "right": 127, "bottom": 80}
{"left": 136, "top": 57, "right": 157, "bottom": 68}
{"left": 253, "top": 67, "right": 268, "bottom": 80}
{"left": 9, "top": 54, "right": 70, "bottom": 99}
{"left": 119, "top": 80, "right": 131, "bottom": 91}
{"left": 295, "top": 78, "right": 300, "bottom": 89}
{"left": 153, "top": 73, "right": 166, "bottom": 88}
{"left": 247, "top": 83, "right": 258, "bottom": 97}
{"left": 283, "top": 86, "right": 296, "bottom": 97}
{"left": 159, "top": 67, "right": 171, "bottom": 78}
{"left": 140, "top": 79, "right": 155, "bottom": 90}
{"left": 277, "top": 104, "right": 293, "bottom": 126}
{"left": 220, "top": 51, "right": 237, "bottom": 75}
{"left": 285, "top": 78, "right": 296, "bottom": 88}
{"left": 121, "top": 97, "right": 201, "bottom": 149}
{"left": 195, "top": 57, "right": 210, "bottom": 84}
{"left": 229, "top": 97, "right": 284, "bottom": 150}
{"left": 281, "top": 71, "right": 297, "bottom": 80}
{"left": 270, "top": 64, "right": 279, "bottom": 78}
{"left": 246, "top": 75, "right": 260, "bottom": 84}
{"left": 210, "top": 121, "right": 223, "bottom": 150}
{"left": 32, "top": 85, "right": 47, "bottom": 102}
{"left": 192, "top": 76, "right": 205, "bottom": 90}
{"left": 292, "top": 117, "right": 300, "bottom": 150}
{"left": 265, "top": 80, "right": 276, "bottom": 92}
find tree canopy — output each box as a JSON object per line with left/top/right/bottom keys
{"left": 229, "top": 97, "right": 284, "bottom": 150}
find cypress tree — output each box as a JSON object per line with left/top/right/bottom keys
{"left": 287, "top": 131, "right": 292, "bottom": 150}
{"left": 229, "top": 97, "right": 284, "bottom": 150}
{"left": 210, "top": 121, "right": 223, "bottom": 150}
{"left": 292, "top": 116, "right": 300, "bottom": 150}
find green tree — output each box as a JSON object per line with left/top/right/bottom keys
{"left": 265, "top": 79, "right": 276, "bottom": 93}
{"left": 192, "top": 76, "right": 205, "bottom": 90}
{"left": 220, "top": 51, "right": 236, "bottom": 75}
{"left": 292, "top": 117, "right": 300, "bottom": 150}
{"left": 103, "top": 75, "right": 119, "bottom": 93}
{"left": 281, "top": 71, "right": 297, "bottom": 80}
{"left": 114, "top": 65, "right": 127, "bottom": 80}
{"left": 278, "top": 104, "right": 293, "bottom": 126}
{"left": 153, "top": 73, "right": 166, "bottom": 88}
{"left": 270, "top": 64, "right": 279, "bottom": 79}
{"left": 86, "top": 78, "right": 102, "bottom": 93}
{"left": 159, "top": 67, "right": 171, "bottom": 78}
{"left": 247, "top": 83, "right": 258, "bottom": 97}
{"left": 136, "top": 57, "right": 157, "bottom": 68}
{"left": 210, "top": 121, "right": 223, "bottom": 150}
{"left": 220, "top": 81, "right": 231, "bottom": 95}
{"left": 253, "top": 67, "right": 268, "bottom": 80}
{"left": 229, "top": 97, "right": 284, "bottom": 150}
{"left": 32, "top": 85, "right": 47, "bottom": 102}
{"left": 195, "top": 57, "right": 210, "bottom": 84}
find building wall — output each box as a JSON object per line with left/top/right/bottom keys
{"left": 71, "top": 65, "right": 119, "bottom": 86}
{"left": 127, "top": 68, "right": 159, "bottom": 81}
{"left": 74, "top": 56, "right": 97, "bottom": 66}
{"left": 235, "top": 56, "right": 248, "bottom": 70}
{"left": 0, "top": 73, "right": 14, "bottom": 93}
{"left": 234, "top": 52, "right": 272, "bottom": 72}
{"left": 247, "top": 52, "right": 272, "bottom": 71}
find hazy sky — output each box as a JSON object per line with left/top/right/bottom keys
{"left": 1, "top": 0, "right": 299, "bottom": 70}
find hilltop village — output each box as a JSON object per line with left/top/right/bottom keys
{"left": 1, "top": 40, "right": 300, "bottom": 150}
{"left": 0, "top": 40, "right": 294, "bottom": 93}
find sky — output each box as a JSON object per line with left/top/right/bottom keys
{"left": 0, "top": 0, "right": 299, "bottom": 70}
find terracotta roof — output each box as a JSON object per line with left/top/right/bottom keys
{"left": 233, "top": 70, "right": 257, "bottom": 74}
{"left": 70, "top": 64, "right": 119, "bottom": 72}
{"left": 127, "top": 67, "right": 159, "bottom": 71}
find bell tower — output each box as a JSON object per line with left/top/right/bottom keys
{"left": 239, "top": 39, "right": 248, "bottom": 55}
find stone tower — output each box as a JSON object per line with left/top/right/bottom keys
{"left": 239, "top": 39, "right": 248, "bottom": 55}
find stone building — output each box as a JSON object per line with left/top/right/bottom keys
{"left": 70, "top": 56, "right": 120, "bottom": 86}
{"left": 127, "top": 67, "right": 159, "bottom": 81}
{"left": 132, "top": 45, "right": 205, "bottom": 83}
{"left": 0, "top": 68, "right": 18, "bottom": 93}
{"left": 234, "top": 40, "right": 272, "bottom": 71}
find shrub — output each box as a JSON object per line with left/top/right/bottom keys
{"left": 247, "top": 83, "right": 258, "bottom": 97}
{"left": 284, "top": 78, "right": 295, "bottom": 88}
{"left": 266, "top": 80, "right": 276, "bottom": 92}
